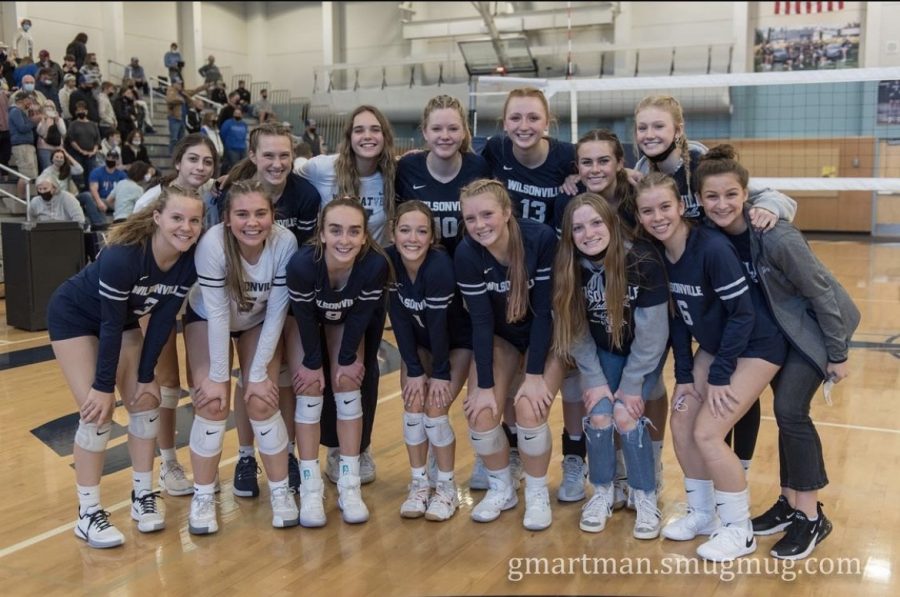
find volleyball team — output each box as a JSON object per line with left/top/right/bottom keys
{"left": 48, "top": 88, "right": 859, "bottom": 564}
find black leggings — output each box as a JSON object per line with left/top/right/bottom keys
{"left": 725, "top": 399, "right": 761, "bottom": 461}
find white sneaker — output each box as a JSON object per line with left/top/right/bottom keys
{"left": 298, "top": 478, "right": 327, "bottom": 528}
{"left": 471, "top": 474, "right": 517, "bottom": 523}
{"left": 359, "top": 447, "right": 376, "bottom": 485}
{"left": 469, "top": 456, "right": 489, "bottom": 490}
{"left": 325, "top": 448, "right": 340, "bottom": 484}
{"left": 75, "top": 506, "right": 124, "bottom": 548}
{"left": 523, "top": 484, "right": 552, "bottom": 531}
{"left": 337, "top": 475, "right": 369, "bottom": 524}
{"left": 613, "top": 478, "right": 628, "bottom": 511}
{"left": 662, "top": 507, "right": 719, "bottom": 541}
{"left": 188, "top": 493, "right": 218, "bottom": 535}
{"left": 270, "top": 486, "right": 299, "bottom": 528}
{"left": 580, "top": 484, "right": 614, "bottom": 533}
{"left": 632, "top": 489, "right": 661, "bottom": 539}
{"left": 159, "top": 460, "right": 193, "bottom": 496}
{"left": 557, "top": 455, "right": 586, "bottom": 502}
{"left": 697, "top": 522, "right": 757, "bottom": 562}
{"left": 131, "top": 490, "right": 165, "bottom": 533}
{"left": 509, "top": 448, "right": 525, "bottom": 483}
{"left": 425, "top": 480, "right": 459, "bottom": 522}
{"left": 400, "top": 477, "right": 431, "bottom": 519}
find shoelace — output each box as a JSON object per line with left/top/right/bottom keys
{"left": 164, "top": 461, "right": 187, "bottom": 481}
{"left": 271, "top": 486, "right": 294, "bottom": 508}
{"left": 430, "top": 484, "right": 456, "bottom": 509}
{"left": 235, "top": 458, "right": 260, "bottom": 481}
{"left": 85, "top": 508, "right": 114, "bottom": 532}
{"left": 525, "top": 486, "right": 550, "bottom": 507}
{"left": 192, "top": 493, "right": 217, "bottom": 515}
{"left": 137, "top": 491, "right": 162, "bottom": 515}
{"left": 635, "top": 496, "right": 661, "bottom": 527}
{"left": 582, "top": 493, "right": 611, "bottom": 517}
{"left": 562, "top": 458, "right": 583, "bottom": 485}
{"left": 408, "top": 480, "right": 430, "bottom": 502}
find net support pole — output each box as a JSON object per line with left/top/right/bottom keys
{"left": 569, "top": 87, "right": 578, "bottom": 144}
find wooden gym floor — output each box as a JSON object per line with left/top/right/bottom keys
{"left": 0, "top": 237, "right": 897, "bottom": 597}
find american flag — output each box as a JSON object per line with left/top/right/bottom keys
{"left": 775, "top": 1, "right": 845, "bottom": 14}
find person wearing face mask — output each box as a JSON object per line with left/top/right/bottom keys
{"left": 0, "top": 85, "right": 11, "bottom": 178}
{"left": 164, "top": 43, "right": 183, "bottom": 85}
{"left": 10, "top": 73, "right": 46, "bottom": 106}
{"left": 113, "top": 86, "right": 138, "bottom": 138}
{"left": 14, "top": 19, "right": 34, "bottom": 63}
{"left": 219, "top": 108, "right": 249, "bottom": 174}
{"left": 12, "top": 57, "right": 38, "bottom": 92}
{"left": 68, "top": 78, "right": 100, "bottom": 123}
{"left": 302, "top": 118, "right": 325, "bottom": 157}
{"left": 59, "top": 74, "right": 77, "bottom": 120}
{"left": 34, "top": 67, "right": 60, "bottom": 110}
{"left": 122, "top": 129, "right": 152, "bottom": 167}
{"left": 66, "top": 100, "right": 101, "bottom": 192}
{"left": 36, "top": 100, "right": 66, "bottom": 170}
{"left": 37, "top": 50, "right": 64, "bottom": 89}
{"left": 79, "top": 53, "right": 102, "bottom": 88}
{"left": 97, "top": 82, "right": 118, "bottom": 139}
{"left": 27, "top": 173, "right": 85, "bottom": 225}
{"left": 77, "top": 149, "right": 126, "bottom": 225}
{"left": 9, "top": 92, "right": 41, "bottom": 197}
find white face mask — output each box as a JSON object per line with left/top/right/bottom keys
{"left": 144, "top": 173, "right": 152, "bottom": 182}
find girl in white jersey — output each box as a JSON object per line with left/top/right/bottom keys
{"left": 183, "top": 180, "right": 299, "bottom": 534}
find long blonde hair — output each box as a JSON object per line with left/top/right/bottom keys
{"left": 552, "top": 193, "right": 628, "bottom": 356}
{"left": 334, "top": 105, "right": 396, "bottom": 223}
{"left": 421, "top": 94, "right": 472, "bottom": 154}
{"left": 222, "top": 179, "right": 273, "bottom": 312}
{"left": 634, "top": 95, "right": 691, "bottom": 183}
{"left": 107, "top": 186, "right": 202, "bottom": 246}
{"left": 459, "top": 179, "right": 528, "bottom": 323}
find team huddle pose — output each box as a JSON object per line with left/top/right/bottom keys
{"left": 49, "top": 89, "right": 857, "bottom": 564}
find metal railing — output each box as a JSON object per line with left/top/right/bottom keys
{"left": 146, "top": 74, "right": 224, "bottom": 119}
{"left": 0, "top": 163, "right": 32, "bottom": 224}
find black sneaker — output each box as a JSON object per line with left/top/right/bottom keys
{"left": 770, "top": 505, "right": 832, "bottom": 560}
{"left": 752, "top": 495, "right": 795, "bottom": 536}
{"left": 288, "top": 452, "right": 301, "bottom": 494}
{"left": 233, "top": 455, "right": 260, "bottom": 498}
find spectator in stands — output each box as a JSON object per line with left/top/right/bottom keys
{"left": 254, "top": 89, "right": 276, "bottom": 123}
{"left": 97, "top": 82, "right": 118, "bottom": 139}
{"left": 199, "top": 55, "right": 222, "bottom": 85}
{"left": 185, "top": 96, "right": 204, "bottom": 134}
{"left": 14, "top": 19, "right": 34, "bottom": 63}
{"left": 11, "top": 74, "right": 46, "bottom": 106}
{"left": 124, "top": 56, "right": 149, "bottom": 96}
{"left": 79, "top": 53, "right": 102, "bottom": 87}
{"left": 41, "top": 148, "right": 83, "bottom": 195}
{"left": 28, "top": 173, "right": 85, "bottom": 225}
{"left": 66, "top": 33, "right": 89, "bottom": 69}
{"left": 9, "top": 91, "right": 41, "bottom": 197}
{"left": 166, "top": 80, "right": 188, "bottom": 153}
{"left": 292, "top": 140, "right": 312, "bottom": 174}
{"left": 164, "top": 42, "right": 183, "bottom": 84}
{"left": 78, "top": 149, "right": 126, "bottom": 221}
{"left": 121, "top": 129, "right": 152, "bottom": 167}
{"left": 35, "top": 68, "right": 60, "bottom": 111}
{"left": 61, "top": 54, "right": 78, "bottom": 79}
{"left": 69, "top": 77, "right": 100, "bottom": 123}
{"left": 210, "top": 79, "right": 227, "bottom": 105}
{"left": 100, "top": 129, "right": 122, "bottom": 164}
{"left": 0, "top": 86, "right": 10, "bottom": 178}
{"left": 37, "top": 50, "right": 64, "bottom": 89}
{"left": 217, "top": 91, "right": 240, "bottom": 128}
{"left": 301, "top": 118, "right": 325, "bottom": 157}
{"left": 65, "top": 100, "right": 101, "bottom": 189}
{"left": 114, "top": 85, "right": 138, "bottom": 138}
{"left": 200, "top": 111, "right": 224, "bottom": 171}
{"left": 235, "top": 79, "right": 251, "bottom": 107}
{"left": 13, "top": 56, "right": 38, "bottom": 89}
{"left": 220, "top": 107, "right": 248, "bottom": 173}
{"left": 109, "top": 160, "right": 154, "bottom": 222}
{"left": 0, "top": 44, "right": 16, "bottom": 91}
{"left": 59, "top": 73, "right": 77, "bottom": 120}
{"left": 36, "top": 100, "right": 66, "bottom": 171}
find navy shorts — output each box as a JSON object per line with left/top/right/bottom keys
{"left": 47, "top": 284, "right": 138, "bottom": 341}
{"left": 742, "top": 332, "right": 788, "bottom": 367}
{"left": 183, "top": 302, "right": 246, "bottom": 339}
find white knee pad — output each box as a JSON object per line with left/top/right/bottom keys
{"left": 424, "top": 415, "right": 455, "bottom": 448}
{"left": 469, "top": 425, "right": 507, "bottom": 457}
{"left": 335, "top": 391, "right": 363, "bottom": 421}
{"left": 159, "top": 386, "right": 182, "bottom": 410}
{"left": 251, "top": 412, "right": 289, "bottom": 455}
{"left": 403, "top": 412, "right": 427, "bottom": 446}
{"left": 75, "top": 420, "right": 112, "bottom": 453}
{"left": 517, "top": 423, "right": 551, "bottom": 457}
{"left": 294, "top": 395, "right": 324, "bottom": 424}
{"left": 561, "top": 370, "right": 582, "bottom": 404}
{"left": 128, "top": 408, "right": 160, "bottom": 440}
{"left": 278, "top": 364, "right": 291, "bottom": 388}
{"left": 189, "top": 415, "right": 227, "bottom": 458}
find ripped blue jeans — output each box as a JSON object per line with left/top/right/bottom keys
{"left": 583, "top": 349, "right": 658, "bottom": 492}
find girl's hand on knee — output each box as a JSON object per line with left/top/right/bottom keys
{"left": 293, "top": 365, "right": 324, "bottom": 395}
{"left": 195, "top": 378, "right": 228, "bottom": 413}
{"left": 81, "top": 388, "right": 116, "bottom": 423}
{"left": 748, "top": 206, "right": 778, "bottom": 232}
{"left": 426, "top": 378, "right": 452, "bottom": 410}
{"left": 463, "top": 387, "right": 497, "bottom": 426}
{"left": 245, "top": 379, "right": 279, "bottom": 410}
{"left": 403, "top": 374, "right": 428, "bottom": 409}
{"left": 131, "top": 379, "right": 161, "bottom": 408}
{"left": 672, "top": 383, "right": 699, "bottom": 412}
{"left": 706, "top": 383, "right": 738, "bottom": 418}
{"left": 335, "top": 360, "right": 365, "bottom": 388}
{"left": 515, "top": 374, "right": 553, "bottom": 420}
{"left": 615, "top": 388, "right": 644, "bottom": 421}
{"left": 583, "top": 384, "right": 613, "bottom": 414}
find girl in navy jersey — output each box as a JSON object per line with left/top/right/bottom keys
{"left": 395, "top": 95, "right": 491, "bottom": 255}
{"left": 183, "top": 180, "right": 299, "bottom": 535}
{"left": 131, "top": 135, "right": 219, "bottom": 499}
{"left": 300, "top": 105, "right": 395, "bottom": 484}
{"left": 553, "top": 193, "right": 669, "bottom": 539}
{"left": 215, "top": 123, "right": 321, "bottom": 497}
{"left": 285, "top": 198, "right": 390, "bottom": 526}
{"left": 48, "top": 187, "right": 204, "bottom": 548}
{"left": 387, "top": 201, "right": 472, "bottom": 521}
{"left": 695, "top": 146, "right": 859, "bottom": 561}
{"left": 456, "top": 179, "right": 564, "bottom": 530}
{"left": 635, "top": 173, "right": 784, "bottom": 562}
{"left": 633, "top": 96, "right": 798, "bottom": 479}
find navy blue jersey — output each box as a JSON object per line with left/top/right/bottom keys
{"left": 581, "top": 240, "right": 669, "bottom": 356}
{"left": 664, "top": 225, "right": 754, "bottom": 386}
{"left": 481, "top": 135, "right": 576, "bottom": 225}
{"left": 455, "top": 218, "right": 557, "bottom": 388}
{"left": 386, "top": 245, "right": 471, "bottom": 381}
{"left": 52, "top": 242, "right": 196, "bottom": 393}
{"left": 287, "top": 245, "right": 389, "bottom": 369}
{"left": 275, "top": 173, "right": 320, "bottom": 246}
{"left": 395, "top": 151, "right": 492, "bottom": 255}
